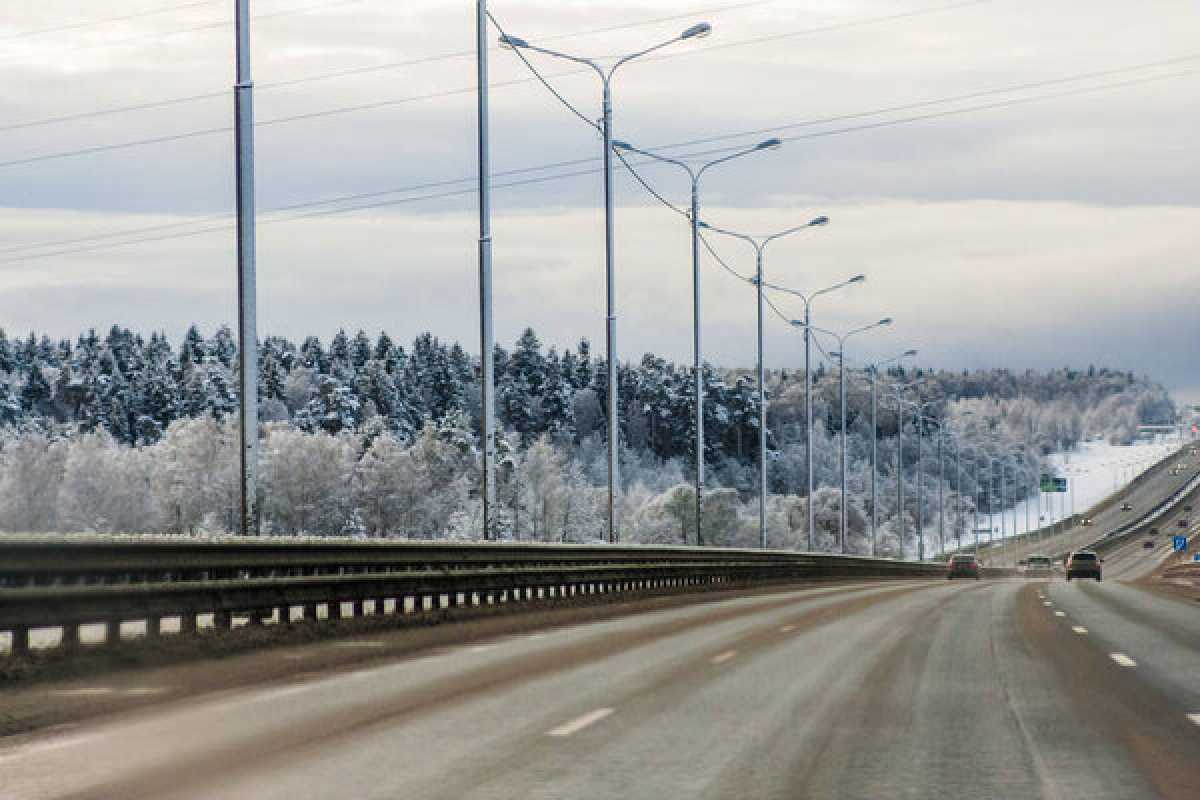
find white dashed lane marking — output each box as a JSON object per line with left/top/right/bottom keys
{"left": 547, "top": 708, "right": 614, "bottom": 737}
{"left": 1110, "top": 653, "right": 1137, "bottom": 668}
{"left": 1188, "top": 713, "right": 1200, "bottom": 727}
{"left": 779, "top": 624, "right": 795, "bottom": 633}
{"left": 1054, "top": 611, "right": 1066, "bottom": 617}
{"left": 711, "top": 650, "right": 738, "bottom": 665}
{"left": 1072, "top": 626, "right": 1088, "bottom": 635}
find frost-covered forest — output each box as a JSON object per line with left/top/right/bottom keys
{"left": 0, "top": 325, "right": 1176, "bottom": 553}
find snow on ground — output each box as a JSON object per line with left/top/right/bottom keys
{"left": 986, "top": 436, "right": 1182, "bottom": 542}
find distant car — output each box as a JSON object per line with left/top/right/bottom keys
{"left": 947, "top": 554, "right": 981, "bottom": 580}
{"left": 1143, "top": 540, "right": 1155, "bottom": 549}
{"left": 1185, "top": 505, "right": 1194, "bottom": 512}
{"left": 1179, "top": 519, "right": 1189, "bottom": 528}
{"left": 1025, "top": 554, "right": 1053, "bottom": 577}
{"left": 1120, "top": 502, "right": 1133, "bottom": 512}
{"left": 1149, "top": 527, "right": 1159, "bottom": 535}
{"left": 1081, "top": 518, "right": 1094, "bottom": 527}
{"left": 1066, "top": 550, "right": 1103, "bottom": 582}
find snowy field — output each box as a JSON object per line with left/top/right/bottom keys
{"left": 979, "top": 436, "right": 1183, "bottom": 541}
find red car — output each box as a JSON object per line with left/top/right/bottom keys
{"left": 947, "top": 555, "right": 981, "bottom": 580}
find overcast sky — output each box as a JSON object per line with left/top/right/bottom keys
{"left": 2, "top": 0, "right": 1198, "bottom": 401}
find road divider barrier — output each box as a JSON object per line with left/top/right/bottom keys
{"left": 0, "top": 537, "right": 1009, "bottom": 657}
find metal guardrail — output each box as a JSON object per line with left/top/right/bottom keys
{"left": 1081, "top": 470, "right": 1200, "bottom": 555}
{"left": 0, "top": 538, "right": 973, "bottom": 657}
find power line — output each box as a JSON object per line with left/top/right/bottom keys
{"left": 6, "top": 49, "right": 1197, "bottom": 171}
{"left": 0, "top": 163, "right": 607, "bottom": 265}
{"left": 0, "top": 0, "right": 374, "bottom": 64}
{"left": 9, "top": 58, "right": 1200, "bottom": 259}
{"left": 0, "top": 1, "right": 221, "bottom": 42}
{"left": 1, "top": 0, "right": 988, "bottom": 133}
{"left": 487, "top": 11, "right": 599, "bottom": 130}
{"left": 648, "top": 52, "right": 1200, "bottom": 155}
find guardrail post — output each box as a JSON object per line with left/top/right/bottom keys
{"left": 147, "top": 616, "right": 163, "bottom": 638}
{"left": 180, "top": 613, "right": 197, "bottom": 635}
{"left": 105, "top": 619, "right": 121, "bottom": 646}
{"left": 10, "top": 626, "right": 30, "bottom": 656}
{"left": 215, "top": 610, "right": 232, "bottom": 630}
{"left": 61, "top": 622, "right": 80, "bottom": 648}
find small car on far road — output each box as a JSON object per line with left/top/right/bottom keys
{"left": 1120, "top": 502, "right": 1133, "bottom": 512}
{"left": 1066, "top": 550, "right": 1103, "bottom": 582}
{"left": 1143, "top": 540, "right": 1155, "bottom": 549}
{"left": 947, "top": 555, "right": 981, "bottom": 580}
{"left": 1081, "top": 517, "right": 1094, "bottom": 526}
{"left": 1024, "top": 554, "right": 1053, "bottom": 577}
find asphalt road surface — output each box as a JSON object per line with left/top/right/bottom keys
{"left": 986, "top": 445, "right": 1199, "bottom": 566}
{"left": 4, "top": 547, "right": 1199, "bottom": 800}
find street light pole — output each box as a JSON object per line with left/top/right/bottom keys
{"left": 795, "top": 319, "right": 892, "bottom": 553}
{"left": 861, "top": 350, "right": 917, "bottom": 556}
{"left": 234, "top": 0, "right": 259, "bottom": 536}
{"left": 500, "top": 22, "right": 712, "bottom": 545}
{"left": 476, "top": 0, "right": 496, "bottom": 540}
{"left": 937, "top": 428, "right": 945, "bottom": 556}
{"left": 613, "top": 139, "right": 779, "bottom": 546}
{"left": 699, "top": 217, "right": 828, "bottom": 548}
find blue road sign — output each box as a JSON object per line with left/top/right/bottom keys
{"left": 1173, "top": 535, "right": 1187, "bottom": 552}
{"left": 1193, "top": 553, "right": 1200, "bottom": 562}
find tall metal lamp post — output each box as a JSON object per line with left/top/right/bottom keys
{"left": 611, "top": 138, "right": 781, "bottom": 545}
{"left": 698, "top": 217, "right": 828, "bottom": 547}
{"left": 792, "top": 319, "right": 892, "bottom": 553}
{"left": 499, "top": 21, "right": 713, "bottom": 543}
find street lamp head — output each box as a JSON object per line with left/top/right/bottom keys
{"left": 849, "top": 274, "right": 866, "bottom": 284}
{"left": 904, "top": 349, "right": 918, "bottom": 357}
{"left": 498, "top": 33, "right": 529, "bottom": 49}
{"left": 878, "top": 317, "right": 893, "bottom": 326}
{"left": 611, "top": 139, "right": 634, "bottom": 151}
{"left": 681, "top": 22, "right": 713, "bottom": 39}
{"left": 756, "top": 137, "right": 783, "bottom": 151}
{"left": 809, "top": 215, "right": 830, "bottom": 226}
{"left": 789, "top": 319, "right": 803, "bottom": 327}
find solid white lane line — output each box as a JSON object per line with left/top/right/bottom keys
{"left": 1110, "top": 653, "right": 1137, "bottom": 668}
{"left": 547, "top": 708, "right": 614, "bottom": 737}
{"left": 711, "top": 649, "right": 738, "bottom": 665}
{"left": 779, "top": 624, "right": 795, "bottom": 633}
{"left": 1054, "top": 611, "right": 1066, "bottom": 617}
{"left": 47, "top": 688, "right": 114, "bottom": 697}
{"left": 1072, "top": 626, "right": 1088, "bottom": 635}
{"left": 1042, "top": 601, "right": 1053, "bottom": 607}
{"left": 1187, "top": 713, "right": 1200, "bottom": 727}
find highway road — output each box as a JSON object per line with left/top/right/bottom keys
{"left": 985, "top": 444, "right": 1198, "bottom": 567}
{"left": 3, "top": 541, "right": 1199, "bottom": 800}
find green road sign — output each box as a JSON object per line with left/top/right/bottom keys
{"left": 1040, "top": 475, "right": 1068, "bottom": 492}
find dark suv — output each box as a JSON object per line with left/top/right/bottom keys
{"left": 947, "top": 555, "right": 981, "bottom": 580}
{"left": 1066, "top": 550, "right": 1102, "bottom": 582}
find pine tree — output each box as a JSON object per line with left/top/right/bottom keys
{"left": 351, "top": 330, "right": 372, "bottom": 370}
{"left": 20, "top": 363, "right": 52, "bottom": 415}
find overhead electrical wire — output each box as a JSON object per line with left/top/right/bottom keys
{"left": 0, "top": 1, "right": 221, "bottom": 42}
{"left": 0, "top": 0, "right": 374, "bottom": 63}
{"left": 1, "top": 0, "right": 993, "bottom": 134}
{"left": 6, "top": 61, "right": 1197, "bottom": 262}
{"left": 4, "top": 52, "right": 1197, "bottom": 173}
